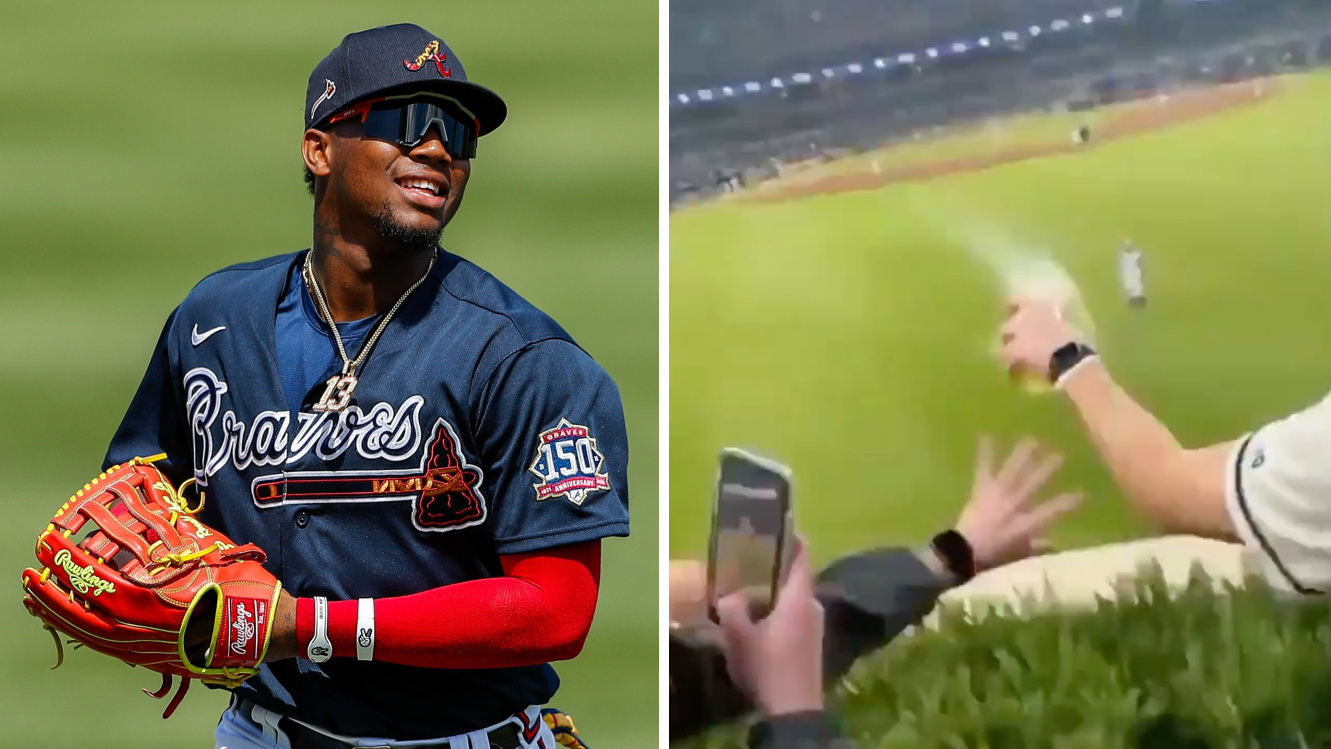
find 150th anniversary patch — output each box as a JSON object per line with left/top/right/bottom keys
{"left": 528, "top": 419, "right": 611, "bottom": 506}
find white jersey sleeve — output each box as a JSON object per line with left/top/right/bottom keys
{"left": 1225, "top": 392, "right": 1331, "bottom": 595}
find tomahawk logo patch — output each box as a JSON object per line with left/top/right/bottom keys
{"left": 250, "top": 418, "right": 486, "bottom": 533}
{"left": 528, "top": 419, "right": 611, "bottom": 506}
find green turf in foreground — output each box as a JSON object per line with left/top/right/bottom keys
{"left": 688, "top": 571, "right": 1331, "bottom": 748}
{"left": 0, "top": 3, "right": 656, "bottom": 745}
{"left": 670, "top": 71, "right": 1331, "bottom": 564}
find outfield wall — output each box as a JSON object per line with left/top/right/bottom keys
{"left": 925, "top": 537, "right": 1257, "bottom": 628}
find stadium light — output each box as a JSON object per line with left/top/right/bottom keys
{"left": 671, "top": 2, "right": 1138, "bottom": 106}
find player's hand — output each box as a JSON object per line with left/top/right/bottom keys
{"left": 181, "top": 588, "right": 293, "bottom": 666}
{"left": 998, "top": 296, "right": 1081, "bottom": 383}
{"left": 262, "top": 588, "right": 299, "bottom": 663}
{"left": 716, "top": 540, "right": 824, "bottom": 717}
{"left": 955, "top": 436, "right": 1083, "bottom": 572}
{"left": 183, "top": 607, "right": 214, "bottom": 664}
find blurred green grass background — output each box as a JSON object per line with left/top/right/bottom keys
{"left": 0, "top": 2, "right": 656, "bottom": 746}
{"left": 670, "top": 73, "right": 1331, "bottom": 563}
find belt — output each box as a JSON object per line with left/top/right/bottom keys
{"left": 235, "top": 698, "right": 525, "bottom": 749}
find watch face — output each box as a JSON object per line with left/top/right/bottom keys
{"left": 1049, "top": 342, "right": 1072, "bottom": 372}
{"left": 1051, "top": 342, "right": 1095, "bottom": 384}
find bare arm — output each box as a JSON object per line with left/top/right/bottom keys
{"left": 1000, "top": 298, "right": 1238, "bottom": 540}
{"left": 1061, "top": 361, "right": 1238, "bottom": 539}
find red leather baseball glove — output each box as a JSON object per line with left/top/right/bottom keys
{"left": 21, "top": 455, "right": 281, "bottom": 718}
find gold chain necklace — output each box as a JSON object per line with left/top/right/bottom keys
{"left": 301, "top": 249, "right": 437, "bottom": 413}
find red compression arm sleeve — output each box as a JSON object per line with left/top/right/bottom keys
{"left": 295, "top": 540, "right": 600, "bottom": 669}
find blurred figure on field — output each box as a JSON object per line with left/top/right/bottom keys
{"left": 1118, "top": 239, "right": 1147, "bottom": 308}
{"left": 669, "top": 437, "right": 1082, "bottom": 747}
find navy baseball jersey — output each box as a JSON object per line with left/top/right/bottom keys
{"left": 103, "top": 249, "right": 631, "bottom": 738}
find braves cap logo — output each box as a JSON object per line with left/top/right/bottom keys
{"left": 311, "top": 79, "right": 336, "bottom": 119}
{"left": 528, "top": 419, "right": 611, "bottom": 506}
{"left": 404, "top": 40, "right": 451, "bottom": 78}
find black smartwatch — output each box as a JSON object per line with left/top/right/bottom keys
{"left": 930, "top": 529, "right": 976, "bottom": 583}
{"left": 1048, "top": 341, "right": 1098, "bottom": 386}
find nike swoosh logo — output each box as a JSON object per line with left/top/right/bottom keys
{"left": 191, "top": 324, "right": 227, "bottom": 346}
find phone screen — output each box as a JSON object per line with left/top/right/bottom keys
{"left": 706, "top": 448, "right": 792, "bottom": 622}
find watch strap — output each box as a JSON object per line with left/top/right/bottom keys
{"left": 930, "top": 530, "right": 976, "bottom": 583}
{"left": 1048, "top": 341, "right": 1098, "bottom": 388}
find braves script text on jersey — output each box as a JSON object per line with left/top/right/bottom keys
{"left": 103, "top": 249, "right": 630, "bottom": 738}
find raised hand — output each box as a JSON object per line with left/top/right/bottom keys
{"left": 955, "top": 436, "right": 1083, "bottom": 572}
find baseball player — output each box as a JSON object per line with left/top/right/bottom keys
{"left": 1001, "top": 297, "right": 1331, "bottom": 598}
{"left": 1118, "top": 239, "right": 1146, "bottom": 308}
{"left": 101, "top": 23, "right": 626, "bottom": 748}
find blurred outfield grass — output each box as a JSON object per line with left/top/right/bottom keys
{"left": 0, "top": 2, "right": 656, "bottom": 746}
{"left": 670, "top": 72, "right": 1331, "bottom": 562}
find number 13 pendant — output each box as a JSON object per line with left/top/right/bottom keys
{"left": 312, "top": 373, "right": 358, "bottom": 413}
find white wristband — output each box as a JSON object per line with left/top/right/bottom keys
{"left": 307, "top": 596, "right": 332, "bottom": 663}
{"left": 355, "top": 598, "right": 375, "bottom": 662}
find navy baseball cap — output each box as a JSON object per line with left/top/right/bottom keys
{"left": 305, "top": 23, "right": 507, "bottom": 136}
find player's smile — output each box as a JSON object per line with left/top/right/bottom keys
{"left": 393, "top": 168, "right": 450, "bottom": 212}
{"left": 374, "top": 135, "right": 470, "bottom": 230}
